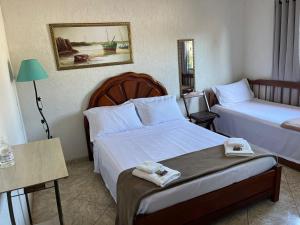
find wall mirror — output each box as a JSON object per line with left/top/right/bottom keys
{"left": 177, "top": 39, "right": 195, "bottom": 95}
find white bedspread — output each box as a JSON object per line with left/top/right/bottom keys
{"left": 93, "top": 120, "right": 276, "bottom": 214}
{"left": 212, "top": 98, "right": 300, "bottom": 163}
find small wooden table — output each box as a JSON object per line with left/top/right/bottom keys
{"left": 0, "top": 138, "right": 68, "bottom": 225}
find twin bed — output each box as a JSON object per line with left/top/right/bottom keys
{"left": 84, "top": 72, "right": 281, "bottom": 225}
{"left": 209, "top": 79, "right": 300, "bottom": 170}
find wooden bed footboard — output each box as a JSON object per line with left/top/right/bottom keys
{"left": 135, "top": 165, "right": 282, "bottom": 225}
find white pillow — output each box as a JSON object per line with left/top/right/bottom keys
{"left": 131, "top": 95, "right": 185, "bottom": 125}
{"left": 212, "top": 79, "right": 254, "bottom": 106}
{"left": 83, "top": 103, "right": 143, "bottom": 141}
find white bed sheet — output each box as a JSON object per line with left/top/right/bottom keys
{"left": 212, "top": 98, "right": 300, "bottom": 163}
{"left": 93, "top": 120, "right": 276, "bottom": 214}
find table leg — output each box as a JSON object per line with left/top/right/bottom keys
{"left": 54, "top": 180, "right": 64, "bottom": 225}
{"left": 206, "top": 122, "right": 210, "bottom": 130}
{"left": 7, "top": 191, "right": 16, "bottom": 225}
{"left": 25, "top": 192, "right": 33, "bottom": 225}
{"left": 211, "top": 122, "right": 216, "bottom": 132}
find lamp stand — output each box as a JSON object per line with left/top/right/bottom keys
{"left": 33, "top": 80, "right": 52, "bottom": 139}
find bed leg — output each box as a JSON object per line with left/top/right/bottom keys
{"left": 271, "top": 165, "right": 282, "bottom": 202}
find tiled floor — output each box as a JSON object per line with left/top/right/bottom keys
{"left": 32, "top": 159, "right": 300, "bottom": 225}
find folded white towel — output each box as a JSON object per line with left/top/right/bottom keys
{"left": 136, "top": 161, "right": 163, "bottom": 174}
{"left": 224, "top": 138, "right": 254, "bottom": 157}
{"left": 226, "top": 138, "right": 245, "bottom": 147}
{"left": 132, "top": 166, "right": 181, "bottom": 187}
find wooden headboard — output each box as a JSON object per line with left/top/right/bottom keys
{"left": 84, "top": 72, "right": 168, "bottom": 160}
{"left": 208, "top": 79, "right": 300, "bottom": 107}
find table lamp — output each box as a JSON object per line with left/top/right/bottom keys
{"left": 16, "top": 59, "right": 52, "bottom": 139}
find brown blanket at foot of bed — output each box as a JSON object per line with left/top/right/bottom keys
{"left": 116, "top": 144, "right": 277, "bottom": 225}
{"left": 281, "top": 118, "right": 300, "bottom": 132}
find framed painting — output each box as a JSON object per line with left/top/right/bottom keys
{"left": 49, "top": 22, "right": 133, "bottom": 70}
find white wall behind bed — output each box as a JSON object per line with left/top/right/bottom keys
{"left": 243, "top": 0, "right": 274, "bottom": 80}
{"left": 0, "top": 0, "right": 246, "bottom": 160}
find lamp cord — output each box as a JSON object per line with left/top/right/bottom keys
{"left": 33, "top": 80, "right": 52, "bottom": 139}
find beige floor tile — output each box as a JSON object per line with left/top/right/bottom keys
{"left": 248, "top": 181, "right": 300, "bottom": 225}
{"left": 281, "top": 166, "right": 288, "bottom": 183}
{"left": 32, "top": 188, "right": 58, "bottom": 224}
{"left": 95, "top": 207, "right": 116, "bottom": 225}
{"left": 284, "top": 166, "right": 300, "bottom": 185}
{"left": 283, "top": 166, "right": 300, "bottom": 216}
{"left": 63, "top": 198, "right": 106, "bottom": 225}
{"left": 66, "top": 158, "right": 93, "bottom": 177}
{"left": 287, "top": 182, "right": 300, "bottom": 215}
{"left": 35, "top": 217, "right": 59, "bottom": 225}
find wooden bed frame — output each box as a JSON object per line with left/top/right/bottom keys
{"left": 84, "top": 72, "right": 281, "bottom": 225}
{"left": 208, "top": 79, "right": 300, "bottom": 171}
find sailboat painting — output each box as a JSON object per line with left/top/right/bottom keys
{"left": 49, "top": 22, "right": 133, "bottom": 70}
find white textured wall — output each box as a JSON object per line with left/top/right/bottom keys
{"left": 0, "top": 0, "right": 245, "bottom": 160}
{"left": 0, "top": 8, "right": 26, "bottom": 145}
{"left": 244, "top": 0, "right": 274, "bottom": 79}
{"left": 0, "top": 4, "right": 29, "bottom": 225}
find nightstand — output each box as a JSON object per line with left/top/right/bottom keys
{"left": 182, "top": 91, "right": 219, "bottom": 131}
{"left": 0, "top": 138, "right": 68, "bottom": 225}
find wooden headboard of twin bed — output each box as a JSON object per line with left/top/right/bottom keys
{"left": 208, "top": 79, "right": 300, "bottom": 108}
{"left": 84, "top": 72, "right": 168, "bottom": 160}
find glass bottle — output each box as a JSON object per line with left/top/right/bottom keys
{"left": 0, "top": 136, "right": 15, "bottom": 168}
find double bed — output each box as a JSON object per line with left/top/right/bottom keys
{"left": 84, "top": 72, "right": 281, "bottom": 225}
{"left": 93, "top": 119, "right": 276, "bottom": 215}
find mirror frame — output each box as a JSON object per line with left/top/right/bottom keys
{"left": 177, "top": 39, "right": 195, "bottom": 96}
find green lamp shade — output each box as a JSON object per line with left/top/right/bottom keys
{"left": 17, "top": 59, "right": 48, "bottom": 82}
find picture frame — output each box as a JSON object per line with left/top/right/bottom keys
{"left": 49, "top": 22, "right": 133, "bottom": 70}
